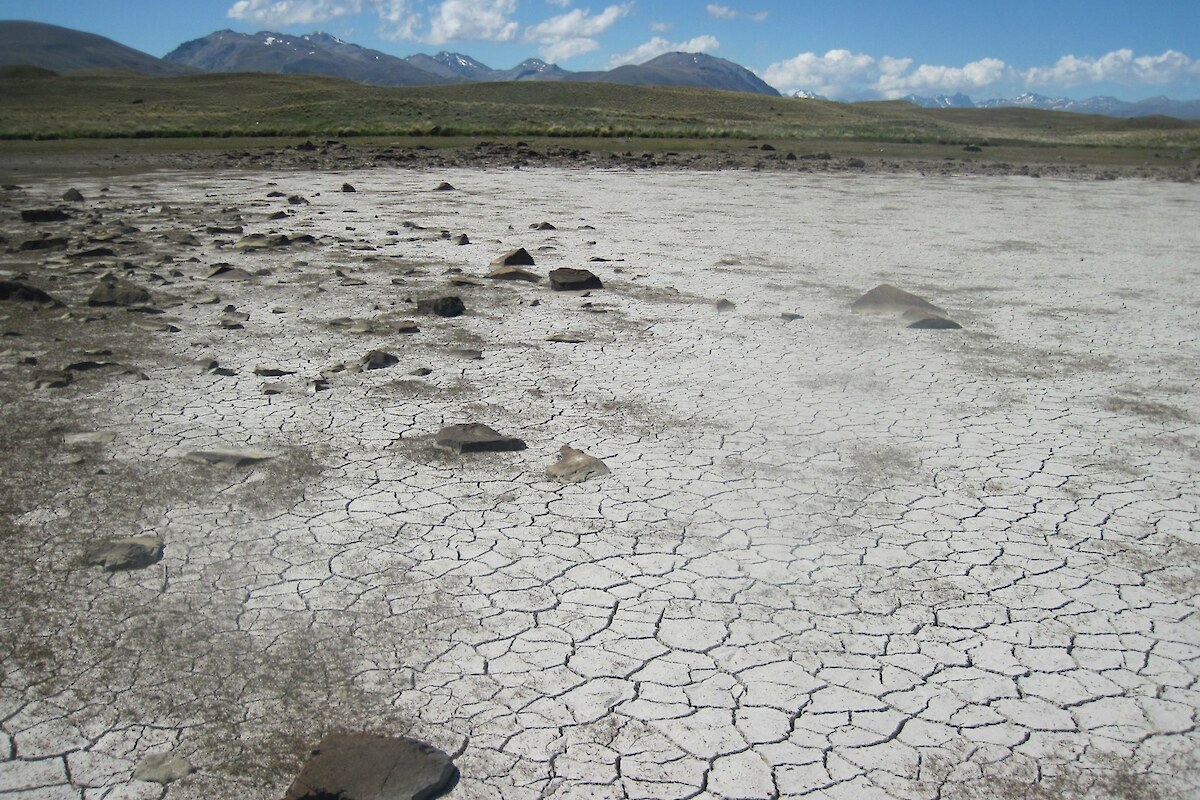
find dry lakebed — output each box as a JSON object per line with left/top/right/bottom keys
{"left": 1, "top": 165, "right": 1198, "bottom": 800}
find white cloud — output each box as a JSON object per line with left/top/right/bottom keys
{"left": 227, "top": 0, "right": 362, "bottom": 26}
{"left": 525, "top": 4, "right": 629, "bottom": 40}
{"left": 226, "top": 0, "right": 423, "bottom": 37}
{"left": 1024, "top": 48, "right": 1200, "bottom": 87}
{"left": 761, "top": 49, "right": 881, "bottom": 98}
{"left": 608, "top": 34, "right": 719, "bottom": 67}
{"left": 706, "top": 3, "right": 766, "bottom": 22}
{"left": 373, "top": 0, "right": 419, "bottom": 39}
{"left": 541, "top": 37, "right": 599, "bottom": 62}
{"left": 876, "top": 57, "right": 1009, "bottom": 96}
{"left": 762, "top": 47, "right": 1200, "bottom": 99}
{"left": 524, "top": 4, "right": 630, "bottom": 63}
{"left": 426, "top": 0, "right": 519, "bottom": 44}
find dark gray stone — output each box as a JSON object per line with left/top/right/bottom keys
{"left": 360, "top": 350, "right": 399, "bottom": 370}
{"left": 20, "top": 208, "right": 69, "bottom": 223}
{"left": 549, "top": 268, "right": 603, "bottom": 291}
{"left": 487, "top": 266, "right": 540, "bottom": 282}
{"left": 908, "top": 315, "right": 963, "bottom": 330}
{"left": 436, "top": 423, "right": 526, "bottom": 454}
{"left": 416, "top": 296, "right": 465, "bottom": 317}
{"left": 0, "top": 280, "right": 59, "bottom": 305}
{"left": 490, "top": 248, "right": 535, "bottom": 267}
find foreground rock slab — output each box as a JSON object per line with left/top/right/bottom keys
{"left": 284, "top": 733, "right": 458, "bottom": 800}
{"left": 185, "top": 447, "right": 279, "bottom": 467}
{"left": 132, "top": 752, "right": 192, "bottom": 785}
{"left": 851, "top": 283, "right": 946, "bottom": 316}
{"left": 436, "top": 423, "right": 527, "bottom": 453}
{"left": 546, "top": 445, "right": 610, "bottom": 483}
{"left": 83, "top": 536, "right": 164, "bottom": 571}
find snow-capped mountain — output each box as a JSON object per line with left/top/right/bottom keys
{"left": 791, "top": 90, "right": 828, "bottom": 100}
{"left": 404, "top": 51, "right": 494, "bottom": 81}
{"left": 903, "top": 91, "right": 1200, "bottom": 119}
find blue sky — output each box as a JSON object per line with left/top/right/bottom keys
{"left": 7, "top": 1, "right": 1199, "bottom": 100}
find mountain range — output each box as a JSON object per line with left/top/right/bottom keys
{"left": 895, "top": 91, "right": 1200, "bottom": 120}
{"left": 3, "top": 20, "right": 1198, "bottom": 118}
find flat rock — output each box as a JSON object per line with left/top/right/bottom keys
{"left": 0, "top": 280, "right": 60, "bottom": 305}
{"left": 851, "top": 284, "right": 946, "bottom": 317}
{"left": 487, "top": 266, "right": 540, "bottom": 282}
{"left": 491, "top": 247, "right": 535, "bottom": 267}
{"left": 416, "top": 296, "right": 466, "bottom": 317}
{"left": 549, "top": 268, "right": 603, "bottom": 291}
{"left": 185, "top": 448, "right": 278, "bottom": 467}
{"left": 133, "top": 753, "right": 192, "bottom": 785}
{"left": 30, "top": 371, "right": 73, "bottom": 389}
{"left": 253, "top": 366, "right": 296, "bottom": 377}
{"left": 546, "top": 445, "right": 610, "bottom": 484}
{"left": 360, "top": 350, "right": 399, "bottom": 370}
{"left": 83, "top": 536, "right": 164, "bottom": 571}
{"left": 908, "top": 315, "right": 963, "bottom": 329}
{"left": 206, "top": 265, "right": 254, "bottom": 281}
{"left": 341, "top": 183, "right": 356, "bottom": 192}
{"left": 545, "top": 332, "right": 587, "bottom": 343}
{"left": 89, "top": 276, "right": 151, "bottom": 307}
{"left": 436, "top": 423, "right": 526, "bottom": 453}
{"left": 20, "top": 236, "right": 68, "bottom": 251}
{"left": 64, "top": 431, "right": 116, "bottom": 446}
{"left": 434, "top": 182, "right": 456, "bottom": 191}
{"left": 235, "top": 233, "right": 292, "bottom": 250}
{"left": 283, "top": 733, "right": 458, "bottom": 800}
{"left": 21, "top": 208, "right": 69, "bottom": 223}
{"left": 531, "top": 222, "right": 557, "bottom": 230}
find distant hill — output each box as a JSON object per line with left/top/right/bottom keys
{"left": 165, "top": 29, "right": 446, "bottom": 87}
{"left": 0, "top": 20, "right": 189, "bottom": 75}
{"left": 571, "top": 52, "right": 780, "bottom": 96}
{"left": 404, "top": 51, "right": 494, "bottom": 81}
{"left": 900, "top": 91, "right": 1200, "bottom": 120}
{"left": 167, "top": 30, "right": 776, "bottom": 96}
{"left": 492, "top": 59, "right": 571, "bottom": 82}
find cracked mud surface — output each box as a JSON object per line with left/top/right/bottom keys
{"left": 1, "top": 168, "right": 1199, "bottom": 799}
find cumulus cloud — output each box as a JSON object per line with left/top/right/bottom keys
{"left": 427, "top": 0, "right": 519, "bottom": 44}
{"left": 227, "top": 0, "right": 363, "bottom": 26}
{"left": 877, "top": 57, "right": 1009, "bottom": 96}
{"left": 227, "top": 0, "right": 423, "bottom": 38}
{"left": 609, "top": 34, "right": 719, "bottom": 67}
{"left": 373, "top": 0, "right": 419, "bottom": 39}
{"left": 706, "top": 4, "right": 766, "bottom": 22}
{"left": 762, "top": 47, "right": 1199, "bottom": 99}
{"left": 524, "top": 4, "right": 630, "bottom": 62}
{"left": 1025, "top": 48, "right": 1200, "bottom": 87}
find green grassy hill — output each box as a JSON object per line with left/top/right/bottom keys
{"left": 1, "top": 70, "right": 1198, "bottom": 149}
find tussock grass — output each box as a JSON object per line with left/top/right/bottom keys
{"left": 1, "top": 71, "right": 1197, "bottom": 150}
